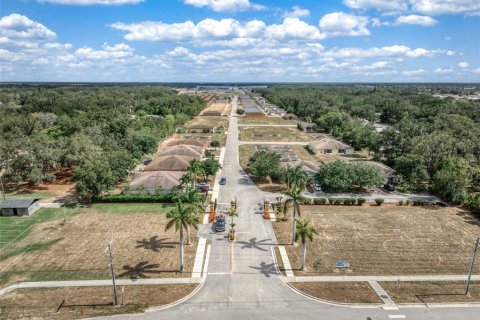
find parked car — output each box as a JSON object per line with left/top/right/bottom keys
{"left": 199, "top": 185, "right": 210, "bottom": 192}
{"left": 384, "top": 184, "right": 395, "bottom": 191}
{"left": 142, "top": 159, "right": 152, "bottom": 165}
{"left": 215, "top": 216, "right": 226, "bottom": 232}
{"left": 219, "top": 177, "right": 226, "bottom": 185}
{"left": 311, "top": 183, "right": 322, "bottom": 191}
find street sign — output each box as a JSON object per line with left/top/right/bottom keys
{"left": 336, "top": 260, "right": 350, "bottom": 269}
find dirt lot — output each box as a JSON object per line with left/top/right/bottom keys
{"left": 273, "top": 205, "right": 480, "bottom": 276}
{"left": 185, "top": 116, "right": 229, "bottom": 130}
{"left": 238, "top": 117, "right": 298, "bottom": 125}
{"left": 0, "top": 205, "right": 199, "bottom": 287}
{"left": 290, "top": 282, "right": 382, "bottom": 304}
{"left": 381, "top": 281, "right": 480, "bottom": 304}
{"left": 0, "top": 284, "right": 197, "bottom": 320}
{"left": 239, "top": 126, "right": 315, "bottom": 142}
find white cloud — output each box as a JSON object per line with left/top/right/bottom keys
{"left": 325, "top": 45, "right": 447, "bottom": 59}
{"left": 403, "top": 69, "right": 425, "bottom": 76}
{"left": 182, "top": 0, "right": 264, "bottom": 13}
{"left": 411, "top": 0, "right": 480, "bottom": 15}
{"left": 0, "top": 13, "right": 56, "bottom": 41}
{"left": 318, "top": 12, "right": 370, "bottom": 37}
{"left": 75, "top": 42, "right": 135, "bottom": 59}
{"left": 283, "top": 6, "right": 310, "bottom": 18}
{"left": 472, "top": 68, "right": 480, "bottom": 74}
{"left": 396, "top": 15, "right": 437, "bottom": 26}
{"left": 434, "top": 67, "right": 454, "bottom": 74}
{"left": 266, "top": 18, "right": 322, "bottom": 40}
{"left": 458, "top": 61, "right": 469, "bottom": 68}
{"left": 37, "top": 0, "right": 143, "bottom": 5}
{"left": 343, "top": 0, "right": 408, "bottom": 12}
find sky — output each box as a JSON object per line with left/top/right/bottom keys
{"left": 1, "top": 0, "right": 479, "bottom": 82}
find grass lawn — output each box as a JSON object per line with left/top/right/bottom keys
{"left": 1, "top": 191, "right": 53, "bottom": 200}
{"left": 0, "top": 284, "right": 198, "bottom": 320}
{"left": 238, "top": 126, "right": 315, "bottom": 142}
{"left": 238, "top": 117, "right": 299, "bottom": 125}
{"left": 290, "top": 282, "right": 382, "bottom": 304}
{"left": 273, "top": 205, "right": 480, "bottom": 276}
{"left": 380, "top": 281, "right": 480, "bottom": 304}
{"left": 0, "top": 205, "right": 199, "bottom": 287}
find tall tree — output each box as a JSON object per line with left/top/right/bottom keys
{"left": 165, "top": 202, "right": 198, "bottom": 272}
{"left": 285, "top": 165, "right": 309, "bottom": 189}
{"left": 295, "top": 218, "right": 319, "bottom": 271}
{"left": 432, "top": 157, "right": 471, "bottom": 203}
{"left": 283, "top": 186, "right": 306, "bottom": 246}
{"left": 187, "top": 159, "right": 205, "bottom": 188}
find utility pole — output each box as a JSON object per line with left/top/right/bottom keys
{"left": 0, "top": 175, "right": 5, "bottom": 201}
{"left": 465, "top": 237, "right": 480, "bottom": 295}
{"left": 105, "top": 241, "right": 118, "bottom": 306}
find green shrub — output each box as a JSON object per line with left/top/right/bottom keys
{"left": 313, "top": 198, "right": 327, "bottom": 205}
{"left": 399, "top": 200, "right": 404, "bottom": 206}
{"left": 375, "top": 198, "right": 385, "bottom": 206}
{"left": 346, "top": 198, "right": 357, "bottom": 205}
{"left": 334, "top": 198, "right": 342, "bottom": 205}
{"left": 93, "top": 193, "right": 175, "bottom": 203}
{"left": 413, "top": 200, "right": 430, "bottom": 206}
{"left": 328, "top": 198, "right": 335, "bottom": 205}
{"left": 406, "top": 200, "right": 411, "bottom": 205}
{"left": 357, "top": 198, "right": 366, "bottom": 206}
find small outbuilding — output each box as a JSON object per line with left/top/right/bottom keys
{"left": 1, "top": 199, "right": 41, "bottom": 216}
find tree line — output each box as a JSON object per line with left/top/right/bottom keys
{"left": 0, "top": 85, "right": 206, "bottom": 197}
{"left": 253, "top": 85, "right": 480, "bottom": 212}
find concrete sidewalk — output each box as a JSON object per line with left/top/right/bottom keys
{"left": 283, "top": 275, "right": 480, "bottom": 282}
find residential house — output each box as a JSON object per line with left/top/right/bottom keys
{"left": 129, "top": 171, "right": 184, "bottom": 194}
{"left": 309, "top": 136, "right": 354, "bottom": 155}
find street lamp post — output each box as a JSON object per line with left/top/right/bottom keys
{"left": 465, "top": 237, "right": 480, "bottom": 295}
{"left": 105, "top": 241, "right": 118, "bottom": 306}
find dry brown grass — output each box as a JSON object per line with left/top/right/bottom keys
{"left": 185, "top": 116, "right": 229, "bottom": 129}
{"left": 0, "top": 284, "right": 198, "bottom": 320}
{"left": 238, "top": 117, "right": 298, "bottom": 125}
{"left": 0, "top": 207, "right": 199, "bottom": 287}
{"left": 239, "top": 126, "right": 315, "bottom": 142}
{"left": 290, "top": 282, "right": 382, "bottom": 304}
{"left": 273, "top": 205, "right": 480, "bottom": 276}
{"left": 380, "top": 281, "right": 480, "bottom": 304}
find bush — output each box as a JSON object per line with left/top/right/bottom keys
{"left": 406, "top": 200, "right": 411, "bottom": 205}
{"left": 334, "top": 198, "right": 342, "bottom": 205}
{"left": 318, "top": 198, "right": 327, "bottom": 205}
{"left": 236, "top": 108, "right": 245, "bottom": 115}
{"left": 399, "top": 200, "right": 404, "bottom": 206}
{"left": 357, "top": 198, "right": 366, "bottom": 206}
{"left": 345, "top": 198, "right": 356, "bottom": 205}
{"left": 304, "top": 145, "right": 315, "bottom": 155}
{"left": 328, "top": 198, "right": 335, "bottom": 205}
{"left": 93, "top": 193, "right": 175, "bottom": 203}
{"left": 413, "top": 200, "right": 430, "bottom": 206}
{"left": 375, "top": 198, "right": 385, "bottom": 206}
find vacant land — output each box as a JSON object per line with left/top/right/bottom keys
{"left": 273, "top": 205, "right": 480, "bottom": 276}
{"left": 381, "top": 281, "right": 480, "bottom": 304}
{"left": 238, "top": 117, "right": 298, "bottom": 125}
{"left": 0, "top": 205, "right": 198, "bottom": 287}
{"left": 185, "top": 116, "right": 229, "bottom": 129}
{"left": 290, "top": 282, "right": 382, "bottom": 304}
{"left": 239, "top": 126, "right": 315, "bottom": 142}
{"left": 0, "top": 284, "right": 198, "bottom": 320}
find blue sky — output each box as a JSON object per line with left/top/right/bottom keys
{"left": 1, "top": 0, "right": 479, "bottom": 82}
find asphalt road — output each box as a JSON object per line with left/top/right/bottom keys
{"left": 97, "top": 96, "right": 480, "bottom": 320}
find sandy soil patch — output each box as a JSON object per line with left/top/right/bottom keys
{"left": 273, "top": 205, "right": 480, "bottom": 276}
{"left": 0, "top": 284, "right": 197, "bottom": 320}
{"left": 0, "top": 206, "right": 199, "bottom": 286}
{"left": 381, "top": 281, "right": 480, "bottom": 304}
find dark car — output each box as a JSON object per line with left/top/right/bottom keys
{"left": 219, "top": 177, "right": 226, "bottom": 185}
{"left": 142, "top": 159, "right": 152, "bottom": 165}
{"left": 215, "top": 216, "right": 226, "bottom": 232}
{"left": 384, "top": 184, "right": 395, "bottom": 191}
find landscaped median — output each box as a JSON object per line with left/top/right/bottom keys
{"left": 0, "top": 284, "right": 198, "bottom": 320}
{"left": 290, "top": 282, "right": 383, "bottom": 304}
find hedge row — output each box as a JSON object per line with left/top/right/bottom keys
{"left": 398, "top": 200, "right": 434, "bottom": 206}
{"left": 93, "top": 193, "right": 175, "bottom": 203}
{"left": 305, "top": 197, "right": 367, "bottom": 206}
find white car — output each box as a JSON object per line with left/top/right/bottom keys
{"left": 312, "top": 184, "right": 322, "bottom": 191}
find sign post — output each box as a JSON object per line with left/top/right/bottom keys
{"left": 465, "top": 238, "right": 480, "bottom": 295}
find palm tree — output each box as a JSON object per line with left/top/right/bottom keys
{"left": 285, "top": 166, "right": 309, "bottom": 189}
{"left": 295, "top": 218, "right": 319, "bottom": 271}
{"left": 226, "top": 208, "right": 238, "bottom": 228}
{"left": 283, "top": 186, "right": 306, "bottom": 245}
{"left": 187, "top": 159, "right": 205, "bottom": 188}
{"left": 180, "top": 171, "right": 195, "bottom": 188}
{"left": 165, "top": 202, "right": 199, "bottom": 272}
{"left": 173, "top": 188, "right": 204, "bottom": 245}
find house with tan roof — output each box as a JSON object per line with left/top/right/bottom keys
{"left": 144, "top": 155, "right": 194, "bottom": 172}
{"left": 359, "top": 161, "right": 400, "bottom": 185}
{"left": 281, "top": 160, "right": 321, "bottom": 177}
{"left": 129, "top": 171, "right": 184, "bottom": 194}
{"left": 167, "top": 139, "right": 209, "bottom": 148}
{"left": 161, "top": 145, "right": 204, "bottom": 158}
{"left": 309, "top": 136, "right": 354, "bottom": 155}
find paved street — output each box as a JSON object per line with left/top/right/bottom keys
{"left": 96, "top": 96, "right": 480, "bottom": 320}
